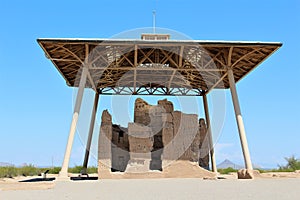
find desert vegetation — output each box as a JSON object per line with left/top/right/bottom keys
{"left": 218, "top": 156, "right": 300, "bottom": 174}
{"left": 0, "top": 164, "right": 97, "bottom": 178}
{"left": 1, "top": 156, "right": 300, "bottom": 177}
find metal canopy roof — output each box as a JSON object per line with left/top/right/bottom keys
{"left": 37, "top": 38, "right": 282, "bottom": 96}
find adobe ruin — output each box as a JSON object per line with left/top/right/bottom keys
{"left": 98, "top": 98, "right": 212, "bottom": 178}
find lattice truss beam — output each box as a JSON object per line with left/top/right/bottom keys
{"left": 38, "top": 39, "right": 281, "bottom": 96}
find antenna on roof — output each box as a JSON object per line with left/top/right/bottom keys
{"left": 153, "top": 10, "right": 156, "bottom": 34}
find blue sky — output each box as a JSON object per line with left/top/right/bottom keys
{"left": 0, "top": 0, "right": 299, "bottom": 168}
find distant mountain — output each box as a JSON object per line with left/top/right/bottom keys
{"left": 217, "top": 159, "right": 262, "bottom": 169}
{"left": 0, "top": 162, "right": 13, "bottom": 167}
{"left": 217, "top": 159, "right": 243, "bottom": 169}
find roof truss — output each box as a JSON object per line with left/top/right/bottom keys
{"left": 38, "top": 39, "right": 282, "bottom": 96}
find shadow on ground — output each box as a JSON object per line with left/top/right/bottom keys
{"left": 19, "top": 178, "right": 56, "bottom": 182}
{"left": 70, "top": 177, "right": 98, "bottom": 181}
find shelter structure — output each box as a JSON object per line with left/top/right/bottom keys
{"left": 37, "top": 35, "right": 282, "bottom": 179}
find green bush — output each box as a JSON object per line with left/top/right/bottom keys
{"left": 0, "top": 165, "right": 98, "bottom": 178}
{"left": 18, "top": 164, "right": 39, "bottom": 176}
{"left": 87, "top": 166, "right": 98, "bottom": 174}
{"left": 283, "top": 155, "right": 300, "bottom": 171}
{"left": 257, "top": 156, "right": 300, "bottom": 173}
{"left": 48, "top": 167, "right": 61, "bottom": 174}
{"left": 218, "top": 167, "right": 238, "bottom": 174}
{"left": 0, "top": 166, "right": 18, "bottom": 178}
{"left": 257, "top": 168, "right": 295, "bottom": 173}
{"left": 68, "top": 165, "right": 83, "bottom": 173}
{"left": 38, "top": 167, "right": 61, "bottom": 174}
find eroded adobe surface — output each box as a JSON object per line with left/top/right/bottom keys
{"left": 98, "top": 98, "right": 211, "bottom": 177}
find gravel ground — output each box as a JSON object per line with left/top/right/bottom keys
{"left": 1, "top": 178, "right": 300, "bottom": 200}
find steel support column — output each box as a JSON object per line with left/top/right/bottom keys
{"left": 227, "top": 68, "right": 253, "bottom": 170}
{"left": 59, "top": 67, "right": 88, "bottom": 178}
{"left": 202, "top": 93, "right": 217, "bottom": 173}
{"left": 81, "top": 92, "right": 100, "bottom": 174}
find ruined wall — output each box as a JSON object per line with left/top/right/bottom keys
{"left": 162, "top": 111, "right": 200, "bottom": 164}
{"left": 132, "top": 98, "right": 205, "bottom": 170}
{"left": 111, "top": 125, "right": 129, "bottom": 172}
{"left": 134, "top": 98, "right": 151, "bottom": 125}
{"left": 128, "top": 123, "right": 153, "bottom": 154}
{"left": 199, "top": 118, "right": 210, "bottom": 169}
{"left": 98, "top": 111, "right": 131, "bottom": 173}
{"left": 158, "top": 99, "right": 174, "bottom": 113}
{"left": 98, "top": 110, "right": 113, "bottom": 177}
{"left": 126, "top": 123, "right": 154, "bottom": 172}
{"left": 133, "top": 98, "right": 165, "bottom": 170}
{"left": 176, "top": 112, "right": 200, "bottom": 161}
{"left": 98, "top": 99, "right": 211, "bottom": 176}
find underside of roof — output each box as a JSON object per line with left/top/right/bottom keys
{"left": 37, "top": 38, "right": 282, "bottom": 96}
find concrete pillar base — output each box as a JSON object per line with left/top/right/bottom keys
{"left": 56, "top": 172, "right": 71, "bottom": 181}
{"left": 237, "top": 169, "right": 260, "bottom": 179}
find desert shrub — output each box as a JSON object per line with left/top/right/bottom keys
{"left": 275, "top": 156, "right": 300, "bottom": 172}
{"left": 38, "top": 167, "right": 61, "bottom": 174}
{"left": 18, "top": 164, "right": 38, "bottom": 176}
{"left": 68, "top": 165, "right": 83, "bottom": 173}
{"left": 67, "top": 166, "right": 98, "bottom": 174}
{"left": 0, "top": 165, "right": 98, "bottom": 178}
{"left": 0, "top": 166, "right": 18, "bottom": 178}
{"left": 258, "top": 168, "right": 294, "bottom": 173}
{"left": 87, "top": 166, "right": 98, "bottom": 174}
{"left": 258, "top": 156, "right": 300, "bottom": 173}
{"left": 283, "top": 155, "right": 300, "bottom": 171}
{"left": 48, "top": 167, "right": 61, "bottom": 174}
{"left": 218, "top": 167, "right": 238, "bottom": 174}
